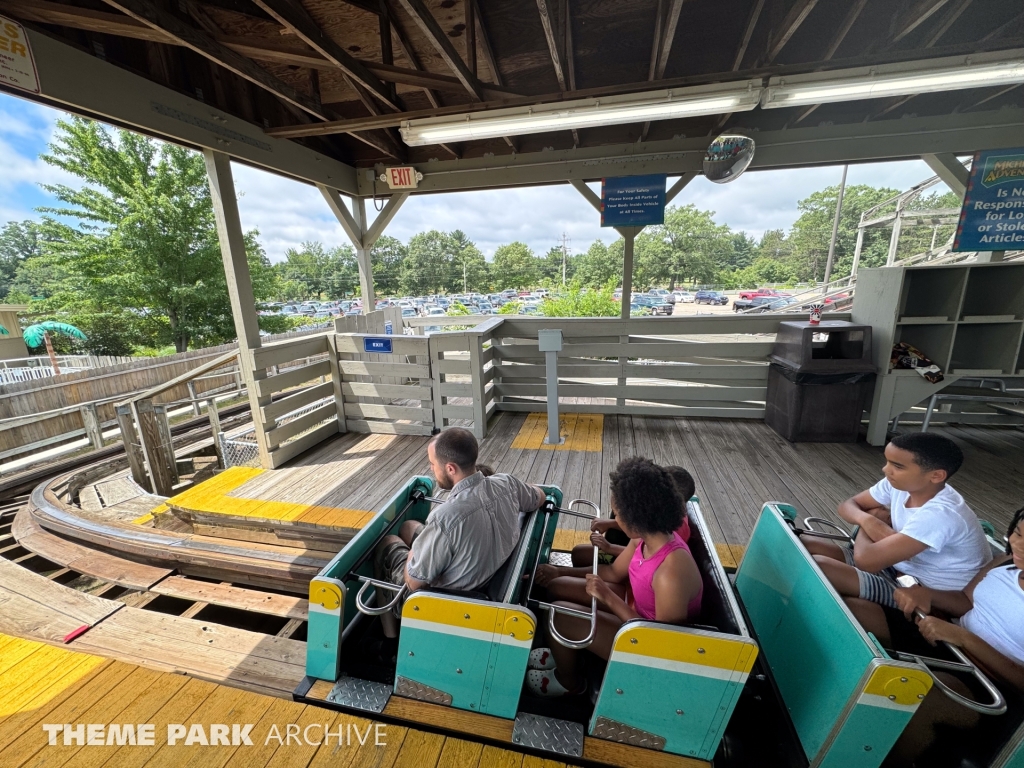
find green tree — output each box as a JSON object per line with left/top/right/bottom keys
{"left": 30, "top": 117, "right": 277, "bottom": 351}
{"left": 537, "top": 244, "right": 575, "bottom": 286}
{"left": 0, "top": 220, "right": 42, "bottom": 300}
{"left": 541, "top": 280, "right": 618, "bottom": 317}
{"left": 491, "top": 241, "right": 537, "bottom": 289}
{"left": 574, "top": 240, "right": 620, "bottom": 288}
{"left": 371, "top": 235, "right": 406, "bottom": 296}
{"left": 788, "top": 184, "right": 900, "bottom": 282}
{"left": 401, "top": 230, "right": 454, "bottom": 295}
{"left": 732, "top": 257, "right": 797, "bottom": 288}
{"left": 643, "top": 205, "right": 734, "bottom": 287}
{"left": 450, "top": 230, "right": 489, "bottom": 292}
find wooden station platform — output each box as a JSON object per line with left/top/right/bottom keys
{"left": 0, "top": 632, "right": 567, "bottom": 768}
{"left": 147, "top": 410, "right": 1024, "bottom": 567}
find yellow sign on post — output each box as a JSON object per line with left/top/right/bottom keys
{"left": 0, "top": 17, "right": 39, "bottom": 94}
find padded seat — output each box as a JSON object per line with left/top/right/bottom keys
{"left": 683, "top": 506, "right": 742, "bottom": 636}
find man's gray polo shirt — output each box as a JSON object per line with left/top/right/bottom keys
{"left": 407, "top": 472, "right": 540, "bottom": 591}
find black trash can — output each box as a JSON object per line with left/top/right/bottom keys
{"left": 765, "top": 321, "right": 876, "bottom": 442}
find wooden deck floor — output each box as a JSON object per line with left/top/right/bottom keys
{"left": 238, "top": 412, "right": 1024, "bottom": 561}
{"left": 0, "top": 633, "right": 566, "bottom": 768}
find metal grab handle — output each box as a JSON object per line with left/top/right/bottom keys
{"left": 567, "top": 498, "right": 601, "bottom": 520}
{"left": 895, "top": 575, "right": 1007, "bottom": 715}
{"left": 540, "top": 544, "right": 600, "bottom": 650}
{"left": 354, "top": 576, "right": 408, "bottom": 616}
{"left": 802, "top": 516, "right": 856, "bottom": 546}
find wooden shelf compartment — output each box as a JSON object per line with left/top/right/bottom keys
{"left": 894, "top": 323, "right": 955, "bottom": 371}
{"left": 899, "top": 266, "right": 966, "bottom": 321}
{"left": 961, "top": 264, "right": 1024, "bottom": 320}
{"left": 949, "top": 322, "right": 1024, "bottom": 374}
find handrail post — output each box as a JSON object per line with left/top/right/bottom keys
{"left": 134, "top": 399, "right": 177, "bottom": 496}
{"left": 206, "top": 397, "right": 224, "bottom": 467}
{"left": 186, "top": 381, "right": 202, "bottom": 417}
{"left": 115, "top": 403, "right": 151, "bottom": 492}
{"left": 80, "top": 402, "right": 104, "bottom": 450}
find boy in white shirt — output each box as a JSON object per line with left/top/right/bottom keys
{"left": 802, "top": 432, "right": 992, "bottom": 645}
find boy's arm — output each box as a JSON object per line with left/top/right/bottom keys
{"left": 839, "top": 490, "right": 897, "bottom": 541}
{"left": 852, "top": 528, "right": 927, "bottom": 572}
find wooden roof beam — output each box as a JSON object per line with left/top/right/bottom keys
{"left": 393, "top": 0, "right": 484, "bottom": 101}
{"left": 100, "top": 0, "right": 325, "bottom": 118}
{"left": 764, "top": 0, "right": 818, "bottom": 63}
{"left": 250, "top": 0, "right": 400, "bottom": 110}
{"left": 924, "top": 0, "right": 971, "bottom": 47}
{"left": 731, "top": 0, "right": 765, "bottom": 71}
{"left": 473, "top": 0, "right": 503, "bottom": 87}
{"left": 536, "top": 0, "right": 566, "bottom": 90}
{"left": 641, "top": 0, "right": 686, "bottom": 140}
{"left": 891, "top": 0, "right": 950, "bottom": 44}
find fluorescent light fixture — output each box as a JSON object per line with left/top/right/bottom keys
{"left": 399, "top": 81, "right": 762, "bottom": 146}
{"left": 763, "top": 50, "right": 1024, "bottom": 109}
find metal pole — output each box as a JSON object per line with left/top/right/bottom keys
{"left": 544, "top": 349, "right": 561, "bottom": 445}
{"left": 823, "top": 164, "right": 848, "bottom": 289}
{"left": 620, "top": 227, "right": 637, "bottom": 320}
{"left": 851, "top": 227, "right": 866, "bottom": 277}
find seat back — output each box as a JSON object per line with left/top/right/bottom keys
{"left": 685, "top": 499, "right": 743, "bottom": 636}
{"left": 491, "top": 509, "right": 541, "bottom": 603}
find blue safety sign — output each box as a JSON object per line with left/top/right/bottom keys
{"left": 384, "top": 321, "right": 393, "bottom": 335}
{"left": 364, "top": 337, "right": 393, "bottom": 353}
{"left": 601, "top": 175, "right": 667, "bottom": 227}
{"left": 954, "top": 148, "right": 1024, "bottom": 251}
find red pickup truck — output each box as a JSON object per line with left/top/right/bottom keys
{"left": 737, "top": 288, "right": 789, "bottom": 300}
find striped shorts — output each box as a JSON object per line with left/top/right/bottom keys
{"left": 841, "top": 546, "right": 899, "bottom": 608}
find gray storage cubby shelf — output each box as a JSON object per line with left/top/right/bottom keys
{"left": 949, "top": 322, "right": 1023, "bottom": 374}
{"left": 895, "top": 323, "right": 954, "bottom": 370}
{"left": 853, "top": 262, "right": 1024, "bottom": 444}
{"left": 961, "top": 263, "right": 1024, "bottom": 320}
{"left": 899, "top": 267, "right": 965, "bottom": 321}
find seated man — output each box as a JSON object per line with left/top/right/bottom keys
{"left": 374, "top": 427, "right": 546, "bottom": 639}
{"left": 802, "top": 432, "right": 992, "bottom": 644}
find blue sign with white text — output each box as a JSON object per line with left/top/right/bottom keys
{"left": 954, "top": 148, "right": 1024, "bottom": 251}
{"left": 363, "top": 337, "right": 393, "bottom": 354}
{"left": 601, "top": 175, "right": 667, "bottom": 227}
{"left": 384, "top": 321, "right": 394, "bottom": 335}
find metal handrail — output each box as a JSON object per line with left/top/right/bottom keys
{"left": 802, "top": 516, "right": 857, "bottom": 545}
{"left": 894, "top": 575, "right": 1007, "bottom": 716}
{"left": 354, "top": 575, "right": 408, "bottom": 616}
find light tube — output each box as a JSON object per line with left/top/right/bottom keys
{"left": 763, "top": 55, "right": 1024, "bottom": 109}
{"left": 400, "top": 82, "right": 762, "bottom": 146}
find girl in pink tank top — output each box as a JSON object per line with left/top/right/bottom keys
{"left": 629, "top": 532, "right": 703, "bottom": 621}
{"left": 526, "top": 458, "right": 704, "bottom": 698}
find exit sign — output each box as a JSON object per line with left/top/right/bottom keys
{"left": 382, "top": 166, "right": 421, "bottom": 189}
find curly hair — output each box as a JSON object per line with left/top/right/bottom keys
{"left": 1007, "top": 505, "right": 1024, "bottom": 557}
{"left": 609, "top": 457, "right": 684, "bottom": 536}
{"left": 664, "top": 465, "right": 695, "bottom": 503}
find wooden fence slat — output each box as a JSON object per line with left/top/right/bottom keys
{"left": 342, "top": 403, "right": 432, "bottom": 421}
{"left": 340, "top": 382, "right": 433, "bottom": 400}
{"left": 254, "top": 360, "right": 331, "bottom": 398}
{"left": 259, "top": 381, "right": 334, "bottom": 423}
{"left": 338, "top": 361, "right": 431, "bottom": 378}
{"left": 265, "top": 402, "right": 337, "bottom": 450}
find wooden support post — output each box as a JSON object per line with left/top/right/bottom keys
{"left": 469, "top": 333, "right": 487, "bottom": 439}
{"left": 80, "top": 403, "right": 104, "bottom": 450}
{"left": 187, "top": 380, "right": 202, "bottom": 416}
{"left": 153, "top": 404, "right": 179, "bottom": 485}
{"left": 116, "top": 404, "right": 151, "bottom": 492}
{"left": 134, "top": 399, "right": 176, "bottom": 496}
{"left": 326, "top": 334, "right": 347, "bottom": 433}
{"left": 428, "top": 334, "right": 445, "bottom": 431}
{"left": 204, "top": 149, "right": 273, "bottom": 468}
{"left": 206, "top": 397, "right": 224, "bottom": 467}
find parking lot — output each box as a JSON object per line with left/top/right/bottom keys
{"left": 669, "top": 292, "right": 740, "bottom": 316}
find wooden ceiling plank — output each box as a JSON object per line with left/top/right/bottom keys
{"left": 100, "top": 0, "right": 326, "bottom": 118}
{"left": 473, "top": 0, "right": 503, "bottom": 87}
{"left": 980, "top": 7, "right": 1024, "bottom": 42}
{"left": 1, "top": 0, "right": 171, "bottom": 42}
{"left": 342, "top": 73, "right": 408, "bottom": 159}
{"left": 925, "top": 0, "right": 971, "bottom": 47}
{"left": 250, "top": 0, "right": 399, "bottom": 110}
{"left": 562, "top": 0, "right": 575, "bottom": 91}
{"left": 765, "top": 0, "right": 819, "bottom": 63}
{"left": 891, "top": 0, "right": 950, "bottom": 44}
{"left": 646, "top": 0, "right": 664, "bottom": 82}
{"left": 464, "top": 0, "right": 476, "bottom": 76}
{"left": 823, "top": 0, "right": 867, "bottom": 60}
{"left": 654, "top": 0, "right": 685, "bottom": 79}
{"left": 732, "top": 0, "right": 765, "bottom": 71}
{"left": 536, "top": 0, "right": 566, "bottom": 90}
{"left": 394, "top": 0, "right": 483, "bottom": 100}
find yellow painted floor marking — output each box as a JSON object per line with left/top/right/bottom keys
{"left": 552, "top": 529, "right": 591, "bottom": 551}
{"left": 510, "top": 412, "right": 604, "bottom": 451}
{"left": 715, "top": 543, "right": 746, "bottom": 569}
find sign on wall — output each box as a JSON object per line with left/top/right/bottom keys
{"left": 0, "top": 17, "right": 39, "bottom": 94}
{"left": 600, "top": 175, "right": 667, "bottom": 227}
{"left": 953, "top": 148, "right": 1024, "bottom": 251}
{"left": 363, "top": 337, "right": 393, "bottom": 354}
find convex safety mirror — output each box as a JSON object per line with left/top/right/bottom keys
{"left": 703, "top": 134, "right": 755, "bottom": 183}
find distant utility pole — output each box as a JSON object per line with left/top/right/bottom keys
{"left": 823, "top": 164, "right": 848, "bottom": 289}
{"left": 463, "top": 260, "right": 468, "bottom": 292}
{"left": 559, "top": 232, "right": 571, "bottom": 286}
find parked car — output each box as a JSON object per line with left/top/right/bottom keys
{"left": 477, "top": 302, "right": 494, "bottom": 313}
{"left": 646, "top": 299, "right": 674, "bottom": 316}
{"left": 648, "top": 288, "right": 675, "bottom": 304}
{"left": 737, "top": 288, "right": 791, "bottom": 300}
{"left": 629, "top": 302, "right": 651, "bottom": 316}
{"left": 674, "top": 291, "right": 695, "bottom": 303}
{"left": 518, "top": 304, "right": 540, "bottom": 315}
{"left": 734, "top": 296, "right": 798, "bottom": 313}
{"left": 695, "top": 290, "right": 729, "bottom": 305}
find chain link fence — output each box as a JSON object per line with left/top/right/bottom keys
{"left": 218, "top": 395, "right": 336, "bottom": 468}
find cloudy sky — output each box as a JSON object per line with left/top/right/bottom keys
{"left": 1, "top": 91, "right": 951, "bottom": 262}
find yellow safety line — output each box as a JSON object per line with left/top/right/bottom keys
{"left": 552, "top": 529, "right": 591, "bottom": 551}
{"left": 714, "top": 543, "right": 746, "bottom": 570}
{"left": 510, "top": 412, "right": 604, "bottom": 451}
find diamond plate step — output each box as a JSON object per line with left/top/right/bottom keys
{"left": 512, "top": 713, "right": 585, "bottom": 757}
{"left": 326, "top": 676, "right": 392, "bottom": 713}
